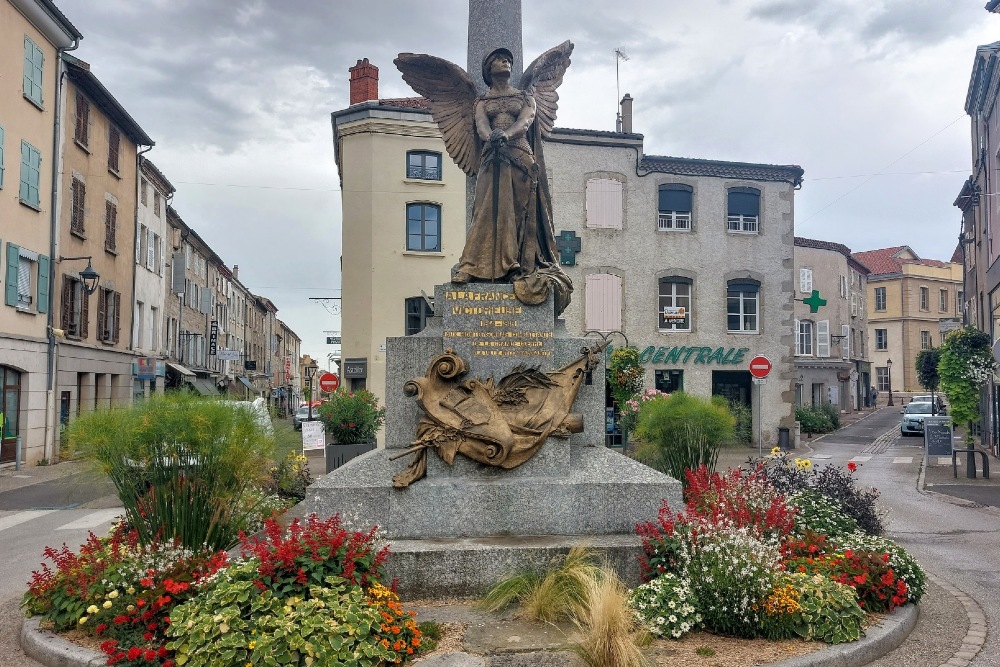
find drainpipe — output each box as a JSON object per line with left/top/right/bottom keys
{"left": 45, "top": 36, "right": 81, "bottom": 464}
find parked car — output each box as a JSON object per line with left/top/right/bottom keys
{"left": 293, "top": 405, "right": 315, "bottom": 431}
{"left": 900, "top": 401, "right": 942, "bottom": 436}
{"left": 911, "top": 394, "right": 946, "bottom": 413}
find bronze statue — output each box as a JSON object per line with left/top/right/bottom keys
{"left": 395, "top": 42, "right": 574, "bottom": 315}
{"left": 390, "top": 343, "right": 605, "bottom": 488}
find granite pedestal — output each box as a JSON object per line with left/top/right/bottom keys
{"left": 305, "top": 283, "right": 681, "bottom": 598}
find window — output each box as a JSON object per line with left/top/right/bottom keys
{"left": 140, "top": 178, "right": 148, "bottom": 205}
{"left": 585, "top": 273, "right": 623, "bottom": 332}
{"left": 108, "top": 127, "right": 121, "bottom": 174}
{"left": 726, "top": 280, "right": 758, "bottom": 332}
{"left": 796, "top": 320, "right": 813, "bottom": 355}
{"left": 406, "top": 151, "right": 442, "bottom": 180}
{"left": 921, "top": 330, "right": 932, "bottom": 349}
{"left": 74, "top": 92, "right": 90, "bottom": 147}
{"left": 939, "top": 289, "right": 948, "bottom": 312}
{"left": 874, "top": 286, "right": 886, "bottom": 311}
{"left": 136, "top": 224, "right": 146, "bottom": 265}
{"left": 147, "top": 228, "right": 155, "bottom": 269}
{"left": 60, "top": 276, "right": 88, "bottom": 338}
{"left": 5, "top": 245, "right": 48, "bottom": 314}
{"left": 799, "top": 268, "right": 813, "bottom": 294}
{"left": 149, "top": 306, "right": 158, "bottom": 351}
{"left": 840, "top": 274, "right": 848, "bottom": 298}
{"left": 135, "top": 301, "right": 145, "bottom": 349}
{"left": 958, "top": 290, "right": 964, "bottom": 312}
{"left": 19, "top": 140, "right": 41, "bottom": 209}
{"left": 70, "top": 177, "right": 86, "bottom": 235}
{"left": 152, "top": 232, "right": 161, "bottom": 273}
{"left": 875, "top": 328, "right": 887, "bottom": 350}
{"left": 104, "top": 200, "right": 118, "bottom": 253}
{"left": 405, "top": 297, "right": 434, "bottom": 335}
{"left": 919, "top": 286, "right": 929, "bottom": 310}
{"left": 406, "top": 203, "right": 441, "bottom": 251}
{"left": 658, "top": 277, "right": 691, "bottom": 331}
{"left": 97, "top": 288, "right": 121, "bottom": 343}
{"left": 727, "top": 186, "right": 759, "bottom": 233}
{"left": 657, "top": 184, "right": 692, "bottom": 231}
{"left": 876, "top": 367, "right": 889, "bottom": 392}
{"left": 154, "top": 191, "right": 161, "bottom": 217}
{"left": 23, "top": 36, "right": 44, "bottom": 107}
{"left": 585, "top": 178, "right": 623, "bottom": 229}
{"left": 655, "top": 369, "right": 683, "bottom": 393}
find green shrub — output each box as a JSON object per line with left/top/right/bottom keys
{"left": 818, "top": 402, "right": 840, "bottom": 429}
{"left": 794, "top": 405, "right": 833, "bottom": 434}
{"left": 64, "top": 393, "right": 274, "bottom": 551}
{"left": 607, "top": 347, "right": 646, "bottom": 411}
{"left": 628, "top": 572, "right": 701, "bottom": 639}
{"left": 634, "top": 393, "right": 735, "bottom": 481}
{"left": 766, "top": 573, "right": 866, "bottom": 644}
{"left": 835, "top": 533, "right": 926, "bottom": 603}
{"left": 727, "top": 399, "right": 753, "bottom": 446}
{"left": 787, "top": 490, "right": 860, "bottom": 540}
{"left": 317, "top": 389, "right": 385, "bottom": 444}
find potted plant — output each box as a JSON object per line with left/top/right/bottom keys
{"left": 316, "top": 388, "right": 386, "bottom": 445}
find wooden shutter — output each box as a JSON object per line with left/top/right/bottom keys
{"left": 60, "top": 276, "right": 72, "bottom": 331}
{"left": 105, "top": 201, "right": 117, "bottom": 252}
{"left": 97, "top": 289, "right": 107, "bottom": 341}
{"left": 71, "top": 178, "right": 86, "bottom": 233}
{"left": 108, "top": 127, "right": 120, "bottom": 173}
{"left": 585, "top": 178, "right": 623, "bottom": 229}
{"left": 113, "top": 292, "right": 121, "bottom": 343}
{"left": 5, "top": 243, "right": 19, "bottom": 306}
{"left": 585, "top": 273, "right": 622, "bottom": 332}
{"left": 75, "top": 92, "right": 89, "bottom": 145}
{"left": 817, "top": 320, "right": 830, "bottom": 358}
{"left": 81, "top": 287, "right": 89, "bottom": 339}
{"left": 36, "top": 254, "right": 49, "bottom": 314}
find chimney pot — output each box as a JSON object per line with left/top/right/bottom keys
{"left": 349, "top": 58, "right": 379, "bottom": 105}
{"left": 620, "top": 94, "right": 633, "bottom": 134}
{"left": 233, "top": 264, "right": 239, "bottom": 280}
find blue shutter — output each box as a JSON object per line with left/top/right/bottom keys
{"left": 658, "top": 184, "right": 692, "bottom": 212}
{"left": 728, "top": 187, "right": 760, "bottom": 216}
{"left": 5, "top": 243, "right": 20, "bottom": 306}
{"left": 37, "top": 254, "right": 49, "bottom": 314}
{"left": 19, "top": 142, "right": 29, "bottom": 203}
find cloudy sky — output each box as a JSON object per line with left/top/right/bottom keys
{"left": 59, "top": 0, "right": 998, "bottom": 363}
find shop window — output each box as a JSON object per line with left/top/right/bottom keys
{"left": 655, "top": 369, "right": 683, "bottom": 393}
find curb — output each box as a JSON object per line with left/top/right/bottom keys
{"left": 20, "top": 604, "right": 918, "bottom": 667}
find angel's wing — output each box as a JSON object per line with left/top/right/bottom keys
{"left": 519, "top": 41, "right": 574, "bottom": 140}
{"left": 394, "top": 53, "right": 481, "bottom": 177}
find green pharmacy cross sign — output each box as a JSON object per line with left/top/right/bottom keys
{"left": 556, "top": 230, "right": 581, "bottom": 266}
{"left": 802, "top": 290, "right": 827, "bottom": 313}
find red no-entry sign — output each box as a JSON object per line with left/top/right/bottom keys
{"left": 318, "top": 372, "right": 340, "bottom": 392}
{"left": 749, "top": 355, "right": 772, "bottom": 379}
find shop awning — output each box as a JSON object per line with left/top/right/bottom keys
{"left": 237, "top": 376, "right": 257, "bottom": 391}
{"left": 165, "top": 362, "right": 195, "bottom": 377}
{"left": 186, "top": 377, "right": 218, "bottom": 396}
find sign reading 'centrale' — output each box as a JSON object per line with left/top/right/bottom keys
{"left": 608, "top": 345, "right": 751, "bottom": 366}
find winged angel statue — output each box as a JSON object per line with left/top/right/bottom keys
{"left": 395, "top": 42, "right": 574, "bottom": 315}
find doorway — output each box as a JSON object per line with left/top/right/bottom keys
{"left": 1, "top": 366, "right": 22, "bottom": 463}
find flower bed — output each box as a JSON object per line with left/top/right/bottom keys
{"left": 22, "top": 515, "right": 427, "bottom": 666}
{"left": 632, "top": 454, "right": 924, "bottom": 644}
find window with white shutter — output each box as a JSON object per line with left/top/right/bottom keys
{"left": 799, "top": 268, "right": 813, "bottom": 294}
{"left": 147, "top": 228, "right": 155, "bottom": 269}
{"left": 840, "top": 275, "right": 847, "bottom": 297}
{"left": 584, "top": 273, "right": 622, "bottom": 332}
{"left": 817, "top": 320, "right": 830, "bottom": 357}
{"left": 851, "top": 293, "right": 858, "bottom": 317}
{"left": 842, "top": 324, "right": 850, "bottom": 360}
{"left": 585, "top": 178, "right": 623, "bottom": 229}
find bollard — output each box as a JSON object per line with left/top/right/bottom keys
{"left": 14, "top": 435, "right": 22, "bottom": 471}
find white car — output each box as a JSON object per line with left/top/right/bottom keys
{"left": 294, "top": 405, "right": 317, "bottom": 431}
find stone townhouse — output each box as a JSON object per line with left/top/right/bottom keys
{"left": 0, "top": 0, "right": 81, "bottom": 465}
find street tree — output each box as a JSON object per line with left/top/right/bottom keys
{"left": 938, "top": 326, "right": 994, "bottom": 443}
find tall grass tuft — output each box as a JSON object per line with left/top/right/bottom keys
{"left": 634, "top": 392, "right": 734, "bottom": 484}
{"left": 65, "top": 393, "right": 274, "bottom": 550}
{"left": 573, "top": 570, "right": 650, "bottom": 667}
{"left": 480, "top": 547, "right": 603, "bottom": 623}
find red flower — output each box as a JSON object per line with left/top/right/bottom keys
{"left": 847, "top": 461, "right": 857, "bottom": 472}
{"left": 144, "top": 649, "right": 157, "bottom": 661}
{"left": 853, "top": 573, "right": 867, "bottom": 585}
{"left": 128, "top": 647, "right": 142, "bottom": 661}
{"left": 95, "top": 623, "right": 108, "bottom": 635}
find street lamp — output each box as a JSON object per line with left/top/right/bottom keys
{"left": 305, "top": 364, "right": 319, "bottom": 421}
{"left": 59, "top": 256, "right": 100, "bottom": 295}
{"left": 886, "top": 358, "right": 894, "bottom": 407}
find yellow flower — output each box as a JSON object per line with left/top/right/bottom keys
{"left": 107, "top": 590, "right": 119, "bottom": 599}
{"left": 103, "top": 600, "right": 113, "bottom": 609}
{"left": 127, "top": 605, "right": 135, "bottom": 613}
{"left": 770, "top": 446, "right": 781, "bottom": 456}
{"left": 87, "top": 604, "right": 99, "bottom": 614}
{"left": 79, "top": 616, "right": 88, "bottom": 625}
{"left": 248, "top": 641, "right": 256, "bottom": 650}
{"left": 126, "top": 587, "right": 135, "bottom": 595}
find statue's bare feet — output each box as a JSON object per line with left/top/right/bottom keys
{"left": 452, "top": 271, "right": 470, "bottom": 284}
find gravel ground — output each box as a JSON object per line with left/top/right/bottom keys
{"left": 0, "top": 594, "right": 43, "bottom": 667}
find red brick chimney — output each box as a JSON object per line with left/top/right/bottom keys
{"left": 349, "top": 58, "right": 379, "bottom": 104}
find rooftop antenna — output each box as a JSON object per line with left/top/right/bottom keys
{"left": 615, "top": 48, "right": 629, "bottom": 132}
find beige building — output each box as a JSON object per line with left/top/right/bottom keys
{"left": 53, "top": 55, "right": 153, "bottom": 459}
{"left": 332, "top": 60, "right": 466, "bottom": 416}
{"left": 0, "top": 0, "right": 81, "bottom": 464}
{"left": 853, "top": 246, "right": 963, "bottom": 394}
{"left": 792, "top": 238, "right": 871, "bottom": 411}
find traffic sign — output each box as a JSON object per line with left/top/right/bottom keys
{"left": 318, "top": 372, "right": 340, "bottom": 392}
{"left": 748, "top": 355, "right": 772, "bottom": 379}
{"left": 752, "top": 377, "right": 767, "bottom": 385}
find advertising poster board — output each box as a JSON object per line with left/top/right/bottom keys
{"left": 924, "top": 416, "right": 953, "bottom": 457}
{"left": 302, "top": 420, "right": 326, "bottom": 451}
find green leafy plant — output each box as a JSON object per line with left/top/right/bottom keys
{"left": 316, "top": 389, "right": 386, "bottom": 444}
{"left": 479, "top": 547, "right": 602, "bottom": 623}
{"left": 782, "top": 546, "right": 908, "bottom": 613}
{"left": 619, "top": 389, "right": 668, "bottom": 436}
{"left": 634, "top": 393, "right": 735, "bottom": 482}
{"left": 63, "top": 393, "right": 274, "bottom": 551}
{"left": 265, "top": 451, "right": 314, "bottom": 502}
{"left": 628, "top": 572, "right": 701, "bottom": 639}
{"left": 607, "top": 347, "right": 646, "bottom": 412}
{"left": 916, "top": 346, "right": 942, "bottom": 394}
{"left": 767, "top": 573, "right": 865, "bottom": 644}
{"left": 787, "top": 490, "right": 860, "bottom": 540}
{"left": 726, "top": 398, "right": 753, "bottom": 446}
{"left": 939, "top": 326, "right": 993, "bottom": 442}
{"left": 794, "top": 404, "right": 834, "bottom": 435}
{"left": 835, "top": 533, "right": 926, "bottom": 604}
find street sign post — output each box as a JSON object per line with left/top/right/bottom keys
{"left": 748, "top": 355, "right": 771, "bottom": 458}
{"left": 318, "top": 372, "right": 340, "bottom": 393}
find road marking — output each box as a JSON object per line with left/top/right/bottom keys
{"left": 811, "top": 455, "right": 832, "bottom": 459}
{"left": 893, "top": 457, "right": 913, "bottom": 464}
{"left": 56, "top": 508, "right": 122, "bottom": 531}
{"left": 0, "top": 510, "right": 56, "bottom": 533}
{"left": 851, "top": 456, "right": 872, "bottom": 462}
{"left": 937, "top": 457, "right": 952, "bottom": 465}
